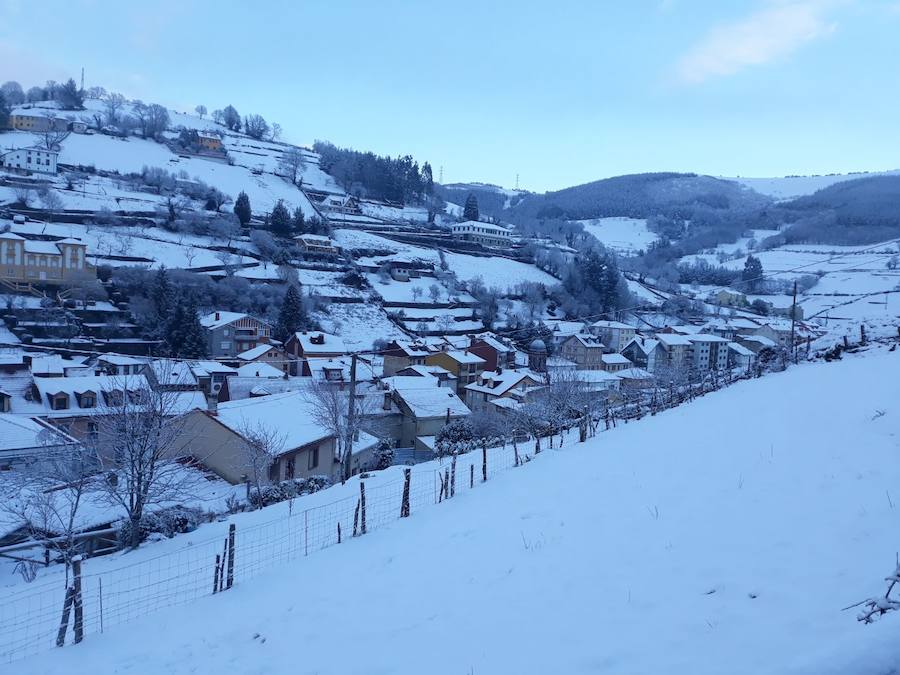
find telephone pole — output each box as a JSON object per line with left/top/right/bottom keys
{"left": 789, "top": 280, "right": 798, "bottom": 363}
{"left": 80, "top": 67, "right": 84, "bottom": 91}
{"left": 341, "top": 352, "right": 358, "bottom": 483}
{"left": 438, "top": 166, "right": 443, "bottom": 184}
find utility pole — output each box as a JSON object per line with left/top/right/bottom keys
{"left": 341, "top": 352, "right": 358, "bottom": 483}
{"left": 80, "top": 67, "right": 84, "bottom": 92}
{"left": 438, "top": 165, "right": 443, "bottom": 184}
{"left": 515, "top": 173, "right": 519, "bottom": 190}
{"left": 789, "top": 280, "right": 798, "bottom": 363}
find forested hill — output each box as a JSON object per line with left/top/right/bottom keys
{"left": 507, "top": 172, "right": 770, "bottom": 222}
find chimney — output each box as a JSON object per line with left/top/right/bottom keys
{"left": 207, "top": 394, "right": 218, "bottom": 414}
{"left": 214, "top": 311, "right": 220, "bottom": 321}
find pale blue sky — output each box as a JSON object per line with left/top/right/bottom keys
{"left": 1, "top": 0, "right": 898, "bottom": 191}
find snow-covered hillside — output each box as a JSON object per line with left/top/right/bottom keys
{"left": 727, "top": 170, "right": 900, "bottom": 200}
{"left": 17, "top": 349, "right": 900, "bottom": 675}
{"left": 578, "top": 216, "right": 658, "bottom": 255}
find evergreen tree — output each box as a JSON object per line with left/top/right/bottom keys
{"left": 234, "top": 191, "right": 252, "bottom": 227}
{"left": 742, "top": 255, "right": 764, "bottom": 292}
{"left": 463, "top": 193, "right": 479, "bottom": 221}
{"left": 149, "top": 266, "right": 175, "bottom": 333}
{"left": 291, "top": 207, "right": 306, "bottom": 235}
{"left": 421, "top": 162, "right": 434, "bottom": 196}
{"left": 270, "top": 200, "right": 292, "bottom": 237}
{"left": 274, "top": 284, "right": 309, "bottom": 342}
{"left": 0, "top": 92, "right": 9, "bottom": 131}
{"left": 167, "top": 295, "right": 208, "bottom": 358}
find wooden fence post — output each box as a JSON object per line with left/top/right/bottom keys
{"left": 337, "top": 521, "right": 342, "bottom": 544}
{"left": 359, "top": 482, "right": 367, "bottom": 535}
{"left": 226, "top": 523, "right": 236, "bottom": 590}
{"left": 213, "top": 554, "right": 221, "bottom": 594}
{"left": 56, "top": 586, "right": 75, "bottom": 647}
{"left": 470, "top": 464, "right": 474, "bottom": 489}
{"left": 72, "top": 556, "right": 83, "bottom": 644}
{"left": 482, "top": 446, "right": 487, "bottom": 482}
{"left": 401, "top": 468, "right": 411, "bottom": 517}
{"left": 450, "top": 456, "right": 456, "bottom": 498}
{"left": 352, "top": 500, "right": 360, "bottom": 537}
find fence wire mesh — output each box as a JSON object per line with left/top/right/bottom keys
{"left": 0, "top": 436, "right": 552, "bottom": 664}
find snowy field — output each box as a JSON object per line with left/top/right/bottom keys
{"left": 727, "top": 170, "right": 900, "bottom": 200}
{"left": 13, "top": 348, "right": 900, "bottom": 674}
{"left": 578, "top": 217, "right": 658, "bottom": 255}
{"left": 314, "top": 303, "right": 410, "bottom": 349}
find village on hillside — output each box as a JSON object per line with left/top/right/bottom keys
{"left": 0, "top": 76, "right": 898, "bottom": 670}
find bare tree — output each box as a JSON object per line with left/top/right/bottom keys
{"left": 104, "top": 92, "right": 126, "bottom": 127}
{"left": 184, "top": 246, "right": 198, "bottom": 268}
{"left": 132, "top": 101, "right": 170, "bottom": 139}
{"left": 87, "top": 377, "right": 200, "bottom": 549}
{"left": 236, "top": 422, "right": 285, "bottom": 509}
{"left": 428, "top": 283, "right": 442, "bottom": 304}
{"left": 194, "top": 104, "right": 207, "bottom": 119}
{"left": 38, "top": 122, "right": 69, "bottom": 151}
{"left": 0, "top": 437, "right": 100, "bottom": 583}
{"left": 277, "top": 147, "right": 305, "bottom": 186}
{"left": 215, "top": 250, "right": 238, "bottom": 276}
{"left": 302, "top": 382, "right": 379, "bottom": 478}
{"left": 243, "top": 114, "right": 269, "bottom": 140}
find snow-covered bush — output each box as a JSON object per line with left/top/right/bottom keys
{"left": 118, "top": 506, "right": 208, "bottom": 546}
{"left": 373, "top": 440, "right": 394, "bottom": 470}
{"left": 249, "top": 475, "right": 332, "bottom": 508}
{"left": 435, "top": 419, "right": 476, "bottom": 458}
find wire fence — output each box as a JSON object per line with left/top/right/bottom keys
{"left": 1, "top": 323, "right": 891, "bottom": 664}
{"left": 0, "top": 437, "right": 534, "bottom": 664}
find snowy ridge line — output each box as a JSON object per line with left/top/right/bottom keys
{"left": 0, "top": 439, "right": 537, "bottom": 664}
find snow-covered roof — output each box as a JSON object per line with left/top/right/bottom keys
{"left": 740, "top": 335, "right": 778, "bottom": 348}
{"left": 23, "top": 241, "right": 64, "bottom": 255}
{"left": 727, "top": 342, "right": 755, "bottom": 357}
{"left": 29, "top": 354, "right": 66, "bottom": 376}
{"left": 656, "top": 333, "right": 693, "bottom": 347}
{"left": 382, "top": 375, "right": 469, "bottom": 417}
{"left": 564, "top": 334, "right": 605, "bottom": 349}
{"left": 397, "top": 364, "right": 457, "bottom": 380}
{"left": 687, "top": 334, "right": 729, "bottom": 344}
{"left": 293, "top": 331, "right": 348, "bottom": 355}
{"left": 147, "top": 359, "right": 198, "bottom": 387}
{"left": 616, "top": 368, "right": 654, "bottom": 381}
{"left": 590, "top": 320, "right": 635, "bottom": 330}
{"left": 442, "top": 350, "right": 486, "bottom": 365}
{"left": 548, "top": 321, "right": 586, "bottom": 335}
{"left": 98, "top": 353, "right": 145, "bottom": 366}
{"left": 623, "top": 337, "right": 660, "bottom": 354}
{"left": 451, "top": 221, "right": 512, "bottom": 235}
{"left": 0, "top": 414, "right": 75, "bottom": 453}
{"left": 236, "top": 362, "right": 284, "bottom": 378}
{"left": 199, "top": 311, "right": 248, "bottom": 330}
{"left": 472, "top": 333, "right": 514, "bottom": 353}
{"left": 236, "top": 344, "right": 278, "bottom": 361}
{"left": 390, "top": 382, "right": 470, "bottom": 419}
{"left": 601, "top": 353, "right": 632, "bottom": 365}
{"left": 190, "top": 361, "right": 238, "bottom": 377}
{"left": 224, "top": 376, "right": 306, "bottom": 401}
{"left": 390, "top": 340, "right": 431, "bottom": 357}
{"left": 296, "top": 234, "right": 334, "bottom": 245}
{"left": 465, "top": 368, "right": 542, "bottom": 396}
{"left": 211, "top": 390, "right": 332, "bottom": 453}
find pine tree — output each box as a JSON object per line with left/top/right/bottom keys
{"left": 742, "top": 255, "right": 763, "bottom": 292}
{"left": 421, "top": 162, "right": 434, "bottom": 196}
{"left": 234, "top": 191, "right": 252, "bottom": 227}
{"left": 149, "top": 266, "right": 175, "bottom": 333}
{"left": 166, "top": 297, "right": 207, "bottom": 359}
{"left": 274, "top": 284, "right": 309, "bottom": 342}
{"left": 0, "top": 92, "right": 10, "bottom": 130}
{"left": 463, "top": 193, "right": 479, "bottom": 221}
{"left": 270, "top": 200, "right": 292, "bottom": 237}
{"left": 292, "top": 207, "right": 306, "bottom": 235}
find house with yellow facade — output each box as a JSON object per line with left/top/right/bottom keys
{"left": 0, "top": 233, "right": 94, "bottom": 285}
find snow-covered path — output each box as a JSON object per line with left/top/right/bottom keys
{"left": 18, "top": 349, "right": 900, "bottom": 674}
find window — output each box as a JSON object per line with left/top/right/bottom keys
{"left": 285, "top": 458, "right": 295, "bottom": 480}
{"left": 307, "top": 446, "right": 319, "bottom": 470}
{"left": 223, "top": 329, "right": 230, "bottom": 336}
{"left": 51, "top": 394, "right": 69, "bottom": 410}
{"left": 220, "top": 341, "right": 231, "bottom": 350}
